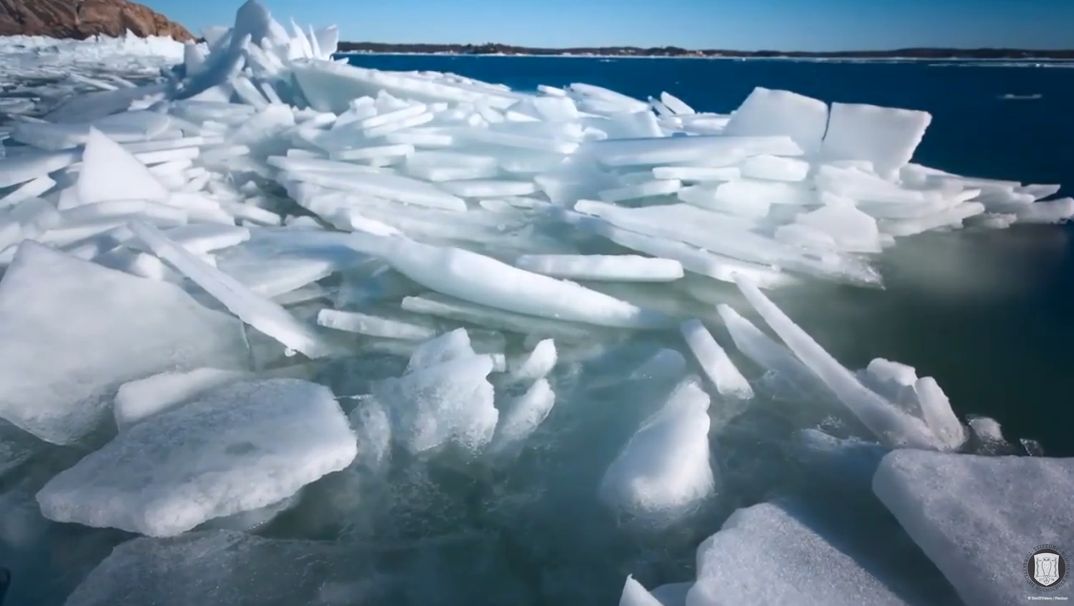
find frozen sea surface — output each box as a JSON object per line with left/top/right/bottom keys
{"left": 0, "top": 3, "right": 1071, "bottom": 605}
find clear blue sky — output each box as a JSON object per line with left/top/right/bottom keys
{"left": 148, "top": 0, "right": 1074, "bottom": 50}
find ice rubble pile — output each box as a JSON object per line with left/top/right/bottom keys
{"left": 0, "top": 32, "right": 184, "bottom": 120}
{"left": 0, "top": 2, "right": 1070, "bottom": 604}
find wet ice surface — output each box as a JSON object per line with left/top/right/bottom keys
{"left": 0, "top": 2, "right": 1072, "bottom": 604}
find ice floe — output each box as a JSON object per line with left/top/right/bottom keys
{"left": 37, "top": 379, "right": 356, "bottom": 536}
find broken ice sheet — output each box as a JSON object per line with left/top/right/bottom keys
{"left": 0, "top": 242, "right": 246, "bottom": 444}
{"left": 37, "top": 379, "right": 357, "bottom": 536}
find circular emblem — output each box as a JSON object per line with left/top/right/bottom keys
{"left": 1026, "top": 546, "right": 1067, "bottom": 589}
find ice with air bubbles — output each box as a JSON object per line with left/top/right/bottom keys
{"left": 0, "top": 1, "right": 1069, "bottom": 604}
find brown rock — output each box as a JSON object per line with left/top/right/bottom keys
{"left": 0, "top": 0, "right": 193, "bottom": 41}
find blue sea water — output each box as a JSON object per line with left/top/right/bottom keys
{"left": 347, "top": 55, "right": 1074, "bottom": 458}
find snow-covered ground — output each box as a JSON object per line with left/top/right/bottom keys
{"left": 0, "top": 2, "right": 1070, "bottom": 604}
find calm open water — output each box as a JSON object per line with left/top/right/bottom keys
{"left": 346, "top": 55, "right": 1074, "bottom": 456}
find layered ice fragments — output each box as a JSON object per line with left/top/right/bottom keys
{"left": 0, "top": 242, "right": 245, "bottom": 444}
{"left": 37, "top": 379, "right": 357, "bottom": 536}
{"left": 0, "top": 1, "right": 1069, "bottom": 604}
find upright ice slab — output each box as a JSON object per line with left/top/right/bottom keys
{"left": 873, "top": 450, "right": 1074, "bottom": 606}
{"left": 0, "top": 242, "right": 246, "bottom": 444}
{"left": 37, "top": 379, "right": 357, "bottom": 536}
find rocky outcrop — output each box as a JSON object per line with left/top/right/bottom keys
{"left": 0, "top": 0, "right": 193, "bottom": 41}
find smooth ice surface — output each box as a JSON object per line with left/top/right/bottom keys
{"left": 873, "top": 450, "right": 1074, "bottom": 606}
{"left": 383, "top": 238, "right": 671, "bottom": 329}
{"left": 822, "top": 103, "right": 932, "bottom": 179}
{"left": 0, "top": 242, "right": 245, "bottom": 444}
{"left": 77, "top": 128, "right": 169, "bottom": 205}
{"left": 515, "top": 254, "right": 684, "bottom": 282}
{"left": 685, "top": 501, "right": 911, "bottom": 606}
{"left": 37, "top": 379, "right": 357, "bottom": 536}
{"left": 723, "top": 87, "right": 828, "bottom": 154}
{"left": 600, "top": 379, "right": 714, "bottom": 522}
{"left": 113, "top": 368, "right": 249, "bottom": 430}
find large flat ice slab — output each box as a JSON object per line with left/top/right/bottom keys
{"left": 37, "top": 379, "right": 357, "bottom": 536}
{"left": 686, "top": 501, "right": 912, "bottom": 606}
{"left": 873, "top": 450, "right": 1074, "bottom": 606}
{"left": 0, "top": 242, "right": 246, "bottom": 444}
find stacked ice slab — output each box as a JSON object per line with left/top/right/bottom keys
{"left": 0, "top": 1, "right": 1071, "bottom": 605}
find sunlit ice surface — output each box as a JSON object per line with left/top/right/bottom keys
{"left": 0, "top": 2, "right": 1071, "bottom": 604}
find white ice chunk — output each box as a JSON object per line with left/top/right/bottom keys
{"left": 286, "top": 169, "right": 467, "bottom": 211}
{"left": 796, "top": 202, "right": 882, "bottom": 253}
{"left": 317, "top": 308, "right": 438, "bottom": 340}
{"left": 913, "top": 377, "right": 967, "bottom": 451}
{"left": 620, "top": 576, "right": 665, "bottom": 606}
{"left": 77, "top": 128, "right": 168, "bottom": 204}
{"left": 654, "top": 166, "right": 740, "bottom": 183}
{"left": 489, "top": 378, "right": 555, "bottom": 456}
{"left": 114, "top": 368, "right": 249, "bottom": 430}
{"left": 599, "top": 379, "right": 714, "bottom": 522}
{"left": 131, "top": 221, "right": 338, "bottom": 358}
{"left": 588, "top": 135, "right": 801, "bottom": 167}
{"left": 374, "top": 329, "right": 498, "bottom": 454}
{"left": 739, "top": 155, "right": 810, "bottom": 182}
{"left": 0, "top": 243, "right": 245, "bottom": 444}
{"left": 0, "top": 175, "right": 56, "bottom": 208}
{"left": 680, "top": 319, "right": 754, "bottom": 400}
{"left": 873, "top": 450, "right": 1074, "bottom": 606}
{"left": 514, "top": 254, "right": 684, "bottom": 283}
{"left": 686, "top": 501, "right": 911, "bottom": 605}
{"left": 440, "top": 179, "right": 538, "bottom": 198}
{"left": 599, "top": 179, "right": 682, "bottom": 202}
{"left": 660, "top": 92, "right": 695, "bottom": 116}
{"left": 723, "top": 87, "right": 829, "bottom": 154}
{"left": 507, "top": 338, "right": 558, "bottom": 381}
{"left": 0, "top": 150, "right": 80, "bottom": 189}
{"left": 382, "top": 238, "right": 670, "bottom": 329}
{"left": 37, "top": 379, "right": 357, "bottom": 536}
{"left": 822, "top": 103, "right": 932, "bottom": 179}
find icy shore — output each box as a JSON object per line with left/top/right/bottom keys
{"left": 0, "top": 2, "right": 1070, "bottom": 604}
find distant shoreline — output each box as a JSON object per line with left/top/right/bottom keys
{"left": 337, "top": 42, "right": 1074, "bottom": 60}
